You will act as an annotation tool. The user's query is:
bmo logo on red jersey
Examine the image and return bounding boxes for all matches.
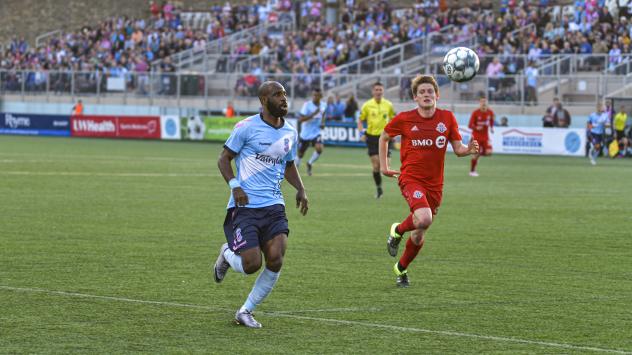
[411,136,447,148]
[411,138,434,147]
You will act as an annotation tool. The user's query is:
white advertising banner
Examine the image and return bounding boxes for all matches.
[160,115,181,140]
[455,127,586,156]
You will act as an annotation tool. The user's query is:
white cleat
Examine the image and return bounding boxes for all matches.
[235,309,262,328]
[469,171,479,177]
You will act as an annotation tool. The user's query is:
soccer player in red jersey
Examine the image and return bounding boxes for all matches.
[379,75,479,287]
[468,97,494,177]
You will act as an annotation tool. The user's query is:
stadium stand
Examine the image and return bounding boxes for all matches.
[1,0,632,116]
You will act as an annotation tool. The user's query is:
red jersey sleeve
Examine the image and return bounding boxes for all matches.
[448,111,462,142]
[384,113,403,137]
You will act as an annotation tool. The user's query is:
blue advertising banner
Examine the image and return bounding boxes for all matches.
[321,121,365,147]
[0,113,71,136]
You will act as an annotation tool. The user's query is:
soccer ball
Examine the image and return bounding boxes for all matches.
[442,47,480,83]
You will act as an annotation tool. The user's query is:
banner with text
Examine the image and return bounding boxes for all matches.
[0,113,70,136]
[453,127,586,156]
[71,115,161,139]
[321,121,364,147]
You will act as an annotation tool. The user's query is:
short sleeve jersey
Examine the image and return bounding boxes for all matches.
[224,114,298,209]
[468,108,494,140]
[384,108,462,191]
[359,98,396,136]
[299,100,327,140]
[587,112,609,135]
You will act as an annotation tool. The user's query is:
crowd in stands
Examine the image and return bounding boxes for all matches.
[2,0,632,101]
[0,0,292,92]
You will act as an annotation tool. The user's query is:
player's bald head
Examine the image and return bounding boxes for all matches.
[258,81,283,99]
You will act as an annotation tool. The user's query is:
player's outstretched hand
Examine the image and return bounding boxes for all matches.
[381,169,400,178]
[233,187,249,207]
[468,139,480,155]
[296,189,309,216]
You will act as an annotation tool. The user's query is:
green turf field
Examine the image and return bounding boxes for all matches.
[1,135,631,354]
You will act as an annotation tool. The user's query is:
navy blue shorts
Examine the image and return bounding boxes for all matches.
[298,135,323,154]
[590,133,604,145]
[223,204,289,254]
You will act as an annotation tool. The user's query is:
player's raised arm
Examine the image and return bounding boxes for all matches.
[379,131,399,177]
[450,139,479,157]
[285,162,309,216]
[217,148,249,207]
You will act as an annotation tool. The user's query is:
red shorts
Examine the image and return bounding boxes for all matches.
[475,138,492,155]
[399,181,443,215]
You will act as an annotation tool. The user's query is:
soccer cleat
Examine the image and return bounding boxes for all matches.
[469,171,479,177]
[306,162,313,176]
[235,309,262,328]
[589,156,596,165]
[375,186,383,199]
[213,243,230,283]
[387,223,402,257]
[393,263,410,288]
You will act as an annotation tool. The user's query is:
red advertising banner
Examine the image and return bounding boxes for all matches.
[117,117,160,139]
[71,116,117,137]
[71,115,161,139]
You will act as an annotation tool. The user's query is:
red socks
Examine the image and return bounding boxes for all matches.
[395,213,416,235]
[471,157,478,172]
[398,237,424,270]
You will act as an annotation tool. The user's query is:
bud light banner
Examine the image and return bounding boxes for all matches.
[71,115,161,139]
[0,113,70,136]
[321,121,364,147]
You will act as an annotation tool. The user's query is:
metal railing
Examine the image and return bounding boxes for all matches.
[35,30,63,47]
[3,69,630,109]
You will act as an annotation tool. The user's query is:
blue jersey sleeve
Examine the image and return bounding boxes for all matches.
[224,119,249,154]
[285,132,298,162]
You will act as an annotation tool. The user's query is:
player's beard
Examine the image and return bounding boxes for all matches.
[267,101,288,118]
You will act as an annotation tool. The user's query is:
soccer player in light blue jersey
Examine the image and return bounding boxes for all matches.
[296,88,328,176]
[214,81,309,328]
[587,102,610,165]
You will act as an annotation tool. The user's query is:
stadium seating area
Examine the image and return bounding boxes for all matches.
[1,0,631,103]
[0,0,292,72]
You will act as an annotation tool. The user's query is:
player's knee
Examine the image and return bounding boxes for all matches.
[414,216,433,230]
[242,257,262,275]
[265,254,284,272]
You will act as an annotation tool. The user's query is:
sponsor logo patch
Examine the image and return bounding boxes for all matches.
[413,191,423,199]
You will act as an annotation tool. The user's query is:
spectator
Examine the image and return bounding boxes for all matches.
[500,116,509,127]
[524,61,538,106]
[543,97,571,128]
[332,94,346,121]
[324,95,338,121]
[343,95,359,122]
[72,99,84,116]
[486,57,504,97]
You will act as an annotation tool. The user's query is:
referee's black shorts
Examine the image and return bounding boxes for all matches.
[366,133,391,157]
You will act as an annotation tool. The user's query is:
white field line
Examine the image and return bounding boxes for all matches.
[0,171,369,178]
[1,285,630,354]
